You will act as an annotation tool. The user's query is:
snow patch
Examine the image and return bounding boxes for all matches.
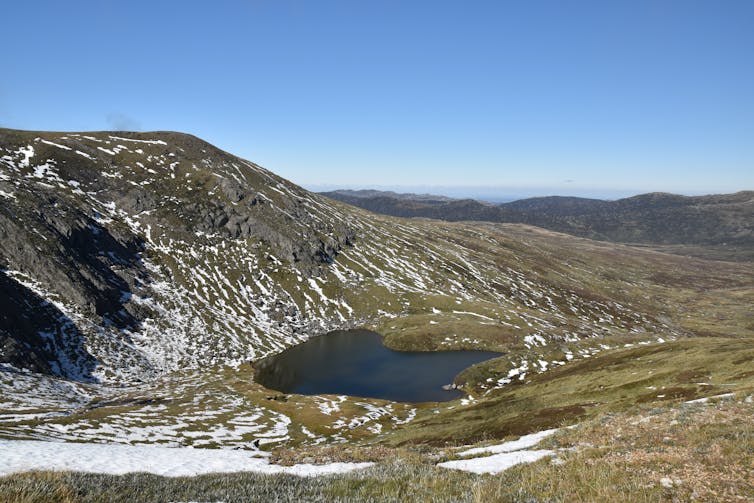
[438,449,554,475]
[439,428,560,474]
[0,439,372,477]
[457,428,558,457]
[684,393,735,404]
[39,139,72,151]
[108,136,167,145]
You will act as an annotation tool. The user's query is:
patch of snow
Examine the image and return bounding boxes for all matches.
[39,139,72,151]
[684,393,735,404]
[393,408,416,425]
[17,146,35,168]
[457,428,559,457]
[524,333,546,347]
[0,439,372,477]
[108,136,167,145]
[438,449,554,475]
[452,310,494,321]
[316,395,347,416]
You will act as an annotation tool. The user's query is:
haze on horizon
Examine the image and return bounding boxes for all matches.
[304,184,742,203]
[2,0,753,197]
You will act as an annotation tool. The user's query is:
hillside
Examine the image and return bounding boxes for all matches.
[0,129,752,501]
[321,189,754,261]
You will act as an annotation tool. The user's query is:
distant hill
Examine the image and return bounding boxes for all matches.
[325,189,456,204]
[320,190,754,261]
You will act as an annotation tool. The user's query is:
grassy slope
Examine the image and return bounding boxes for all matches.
[2,397,751,502]
[389,337,754,445]
[3,335,750,501]
[371,221,754,349]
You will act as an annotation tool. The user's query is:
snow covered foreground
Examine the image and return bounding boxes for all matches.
[0,440,373,478]
[437,429,559,475]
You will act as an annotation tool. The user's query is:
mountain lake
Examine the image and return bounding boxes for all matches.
[254,329,502,402]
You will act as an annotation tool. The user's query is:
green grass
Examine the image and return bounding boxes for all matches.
[387,337,754,446]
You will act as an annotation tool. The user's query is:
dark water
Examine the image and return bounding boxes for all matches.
[254,329,501,402]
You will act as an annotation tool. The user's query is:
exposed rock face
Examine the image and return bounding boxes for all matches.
[0,272,96,380]
[0,192,147,327]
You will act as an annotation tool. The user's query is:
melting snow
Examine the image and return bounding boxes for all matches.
[438,428,559,474]
[39,139,72,151]
[456,428,558,457]
[0,439,372,477]
[17,146,35,168]
[684,393,735,404]
[108,135,167,145]
[438,449,554,475]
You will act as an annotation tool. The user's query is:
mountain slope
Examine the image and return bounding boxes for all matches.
[321,189,754,260]
[0,129,374,381]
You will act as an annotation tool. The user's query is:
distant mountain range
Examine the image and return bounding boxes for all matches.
[320,190,754,261]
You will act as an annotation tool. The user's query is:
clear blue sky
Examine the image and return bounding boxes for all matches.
[2,1,753,198]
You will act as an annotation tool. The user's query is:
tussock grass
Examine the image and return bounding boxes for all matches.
[4,395,751,503]
[270,444,406,466]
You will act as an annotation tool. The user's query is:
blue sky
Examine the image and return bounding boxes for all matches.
[2,1,753,199]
